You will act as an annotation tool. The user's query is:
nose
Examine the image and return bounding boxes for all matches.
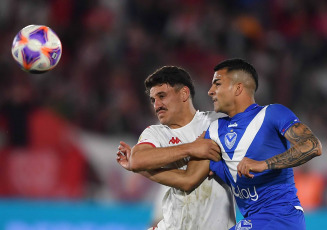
[208,85,215,97]
[153,99,162,110]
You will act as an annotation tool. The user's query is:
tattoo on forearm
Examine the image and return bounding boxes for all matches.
[265,123,320,170]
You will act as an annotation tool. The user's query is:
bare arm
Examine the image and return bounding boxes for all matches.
[140,159,211,192]
[130,143,189,171]
[116,141,188,171]
[117,140,217,192]
[237,123,322,178]
[130,133,220,171]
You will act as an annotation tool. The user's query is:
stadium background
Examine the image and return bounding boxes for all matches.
[0,0,326,229]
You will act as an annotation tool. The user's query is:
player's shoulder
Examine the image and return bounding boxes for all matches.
[197,110,228,121]
[266,103,288,109]
[143,124,169,132]
[198,111,228,126]
[138,124,169,146]
[266,103,294,114]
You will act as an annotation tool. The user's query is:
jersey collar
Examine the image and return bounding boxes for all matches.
[244,103,259,112]
[230,103,259,121]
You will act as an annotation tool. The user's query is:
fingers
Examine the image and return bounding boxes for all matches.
[116,153,122,163]
[237,161,254,179]
[208,150,220,161]
[117,145,126,157]
[116,145,131,171]
[120,141,131,150]
[208,141,221,161]
[208,170,215,180]
[116,150,126,161]
[211,142,220,153]
[192,139,221,161]
[207,154,218,162]
[242,170,254,179]
[118,144,126,152]
[237,168,253,178]
[190,138,221,161]
[118,141,132,158]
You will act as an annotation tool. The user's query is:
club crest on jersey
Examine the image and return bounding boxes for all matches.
[225,132,237,149]
[236,219,252,230]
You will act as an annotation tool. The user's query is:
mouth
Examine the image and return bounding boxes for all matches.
[156,108,167,116]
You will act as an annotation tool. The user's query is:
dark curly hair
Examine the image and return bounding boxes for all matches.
[144,66,195,98]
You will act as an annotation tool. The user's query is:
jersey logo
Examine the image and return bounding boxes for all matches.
[169,137,181,144]
[232,185,258,201]
[228,122,238,127]
[225,132,237,149]
[236,220,252,230]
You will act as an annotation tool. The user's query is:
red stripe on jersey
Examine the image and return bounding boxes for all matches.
[137,142,156,148]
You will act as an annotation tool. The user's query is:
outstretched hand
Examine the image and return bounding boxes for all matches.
[237,157,268,178]
[189,132,221,162]
[116,141,132,171]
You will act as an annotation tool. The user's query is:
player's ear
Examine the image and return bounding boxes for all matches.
[235,83,243,96]
[181,86,190,102]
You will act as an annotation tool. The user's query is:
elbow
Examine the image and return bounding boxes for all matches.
[180,179,199,193]
[179,170,208,192]
[182,185,195,193]
[316,138,323,157]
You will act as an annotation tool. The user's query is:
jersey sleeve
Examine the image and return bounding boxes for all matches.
[205,125,229,184]
[209,160,229,185]
[205,111,228,123]
[267,104,300,136]
[137,126,160,147]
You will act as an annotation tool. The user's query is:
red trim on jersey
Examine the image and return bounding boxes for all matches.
[137,142,156,148]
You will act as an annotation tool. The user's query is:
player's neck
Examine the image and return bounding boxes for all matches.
[228,97,255,118]
[168,106,196,129]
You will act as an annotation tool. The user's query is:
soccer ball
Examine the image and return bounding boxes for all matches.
[11,25,62,74]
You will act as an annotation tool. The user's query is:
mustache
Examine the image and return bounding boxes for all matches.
[156,107,167,114]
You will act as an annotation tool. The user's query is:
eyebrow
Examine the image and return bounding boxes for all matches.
[150,91,166,99]
[212,78,221,84]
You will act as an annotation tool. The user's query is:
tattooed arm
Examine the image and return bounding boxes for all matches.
[237,123,322,178]
[265,123,322,169]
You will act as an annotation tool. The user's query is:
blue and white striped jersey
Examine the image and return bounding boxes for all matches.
[206,103,302,217]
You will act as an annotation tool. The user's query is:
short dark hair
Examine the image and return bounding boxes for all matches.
[144,66,195,98]
[214,59,258,91]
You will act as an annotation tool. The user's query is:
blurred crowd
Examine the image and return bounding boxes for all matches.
[0,0,326,211]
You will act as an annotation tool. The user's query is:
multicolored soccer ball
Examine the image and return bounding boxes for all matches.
[11,25,62,74]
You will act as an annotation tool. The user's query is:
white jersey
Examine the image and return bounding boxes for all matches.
[138,111,236,230]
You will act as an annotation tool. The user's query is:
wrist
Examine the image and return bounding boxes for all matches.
[264,160,269,170]
[180,143,193,158]
[184,143,194,157]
